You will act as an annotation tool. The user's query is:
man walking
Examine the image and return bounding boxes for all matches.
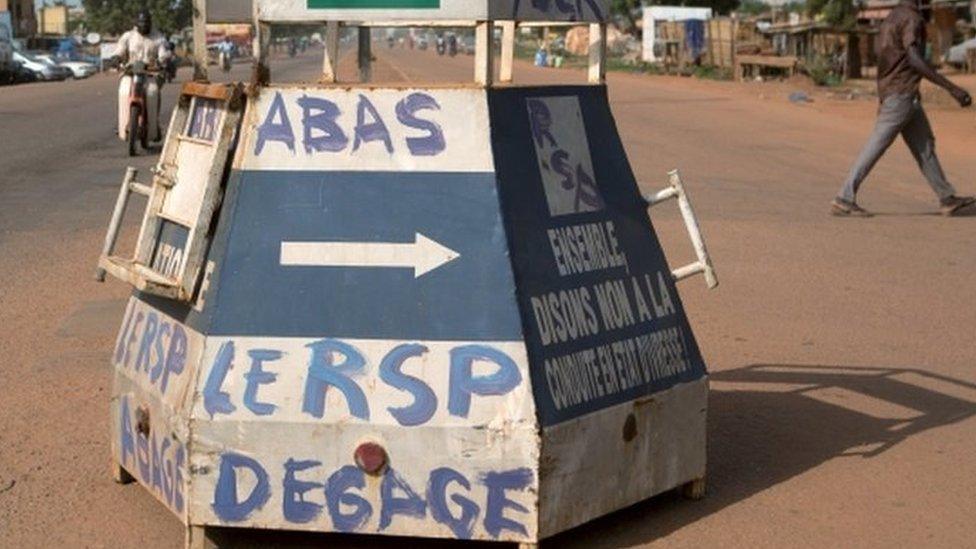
[832,0,974,217]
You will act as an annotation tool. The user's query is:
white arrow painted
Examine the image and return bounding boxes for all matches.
[280,233,460,278]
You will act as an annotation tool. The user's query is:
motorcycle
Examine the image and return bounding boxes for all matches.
[436,36,446,56]
[163,56,178,82]
[118,61,158,157]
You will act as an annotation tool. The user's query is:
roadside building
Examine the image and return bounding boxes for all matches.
[641,6,714,64]
[37,4,68,36]
[0,0,36,39]
[760,18,875,79]
[859,0,974,65]
[208,0,252,24]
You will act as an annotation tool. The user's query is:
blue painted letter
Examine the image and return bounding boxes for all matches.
[149,323,171,385]
[482,468,533,538]
[283,459,323,523]
[428,467,479,539]
[119,396,135,468]
[212,453,271,522]
[395,93,445,156]
[160,324,187,395]
[204,341,236,418]
[297,95,348,153]
[255,92,295,155]
[325,465,372,532]
[114,305,134,365]
[378,343,437,426]
[122,312,143,367]
[448,345,522,417]
[244,349,281,416]
[174,446,185,513]
[353,94,393,154]
[380,468,427,530]
[133,312,158,373]
[302,339,369,421]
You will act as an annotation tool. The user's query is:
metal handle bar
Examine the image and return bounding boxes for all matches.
[644,170,718,289]
[95,167,150,282]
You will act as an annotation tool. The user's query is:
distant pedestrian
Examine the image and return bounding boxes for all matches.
[832,0,974,217]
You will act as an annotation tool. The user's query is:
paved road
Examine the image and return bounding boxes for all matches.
[1,47,975,548]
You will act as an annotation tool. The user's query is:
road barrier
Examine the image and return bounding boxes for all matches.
[96,2,718,547]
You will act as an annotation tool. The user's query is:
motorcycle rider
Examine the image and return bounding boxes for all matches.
[115,10,167,143]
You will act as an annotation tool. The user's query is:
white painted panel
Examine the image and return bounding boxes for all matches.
[161,141,213,225]
[185,335,540,540]
[187,421,540,540]
[190,336,534,428]
[538,377,708,538]
[111,297,205,412]
[111,384,192,520]
[110,297,204,520]
[239,87,494,173]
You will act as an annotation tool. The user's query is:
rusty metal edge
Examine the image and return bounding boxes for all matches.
[181,81,239,102]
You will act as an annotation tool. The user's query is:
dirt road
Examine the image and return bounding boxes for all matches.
[1,47,974,548]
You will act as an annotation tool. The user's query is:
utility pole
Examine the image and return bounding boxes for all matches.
[358,27,371,82]
[192,0,209,81]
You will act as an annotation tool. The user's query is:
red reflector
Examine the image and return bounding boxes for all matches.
[354,442,388,476]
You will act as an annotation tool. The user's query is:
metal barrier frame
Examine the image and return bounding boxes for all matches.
[95,83,244,302]
[250,15,608,87]
[645,170,719,289]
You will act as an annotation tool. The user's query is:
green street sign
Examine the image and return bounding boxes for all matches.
[308,0,440,8]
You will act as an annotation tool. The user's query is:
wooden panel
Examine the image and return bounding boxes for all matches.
[736,54,798,68]
[182,81,237,101]
[207,0,253,23]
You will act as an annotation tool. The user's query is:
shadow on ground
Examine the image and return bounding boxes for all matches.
[186,364,976,548]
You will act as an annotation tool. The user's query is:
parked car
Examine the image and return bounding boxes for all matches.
[0,24,12,84]
[38,53,73,80]
[945,38,976,68]
[61,60,98,79]
[3,60,38,85]
[12,51,70,81]
[36,54,97,79]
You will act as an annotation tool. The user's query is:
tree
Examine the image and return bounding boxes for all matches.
[82,0,193,36]
[806,0,857,28]
[610,0,642,34]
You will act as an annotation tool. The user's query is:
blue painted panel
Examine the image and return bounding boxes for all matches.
[488,85,707,427]
[205,170,523,340]
[150,220,190,280]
